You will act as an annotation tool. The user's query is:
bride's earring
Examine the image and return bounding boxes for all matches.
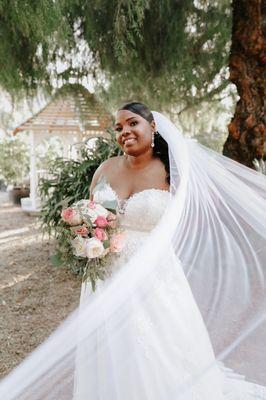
[151,132,155,148]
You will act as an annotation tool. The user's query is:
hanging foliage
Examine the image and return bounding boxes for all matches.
[0,0,231,109]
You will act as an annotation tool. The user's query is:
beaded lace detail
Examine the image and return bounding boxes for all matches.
[91,183,169,268]
[93,181,170,255]
[105,183,169,227]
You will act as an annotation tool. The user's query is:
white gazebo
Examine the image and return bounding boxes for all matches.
[13,85,112,213]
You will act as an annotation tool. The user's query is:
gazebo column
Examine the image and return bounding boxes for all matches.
[61,133,72,159]
[29,131,38,210]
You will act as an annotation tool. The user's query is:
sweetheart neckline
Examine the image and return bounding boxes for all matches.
[105,182,170,202]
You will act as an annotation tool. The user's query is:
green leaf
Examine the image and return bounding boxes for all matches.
[50,253,64,266]
[103,240,110,249]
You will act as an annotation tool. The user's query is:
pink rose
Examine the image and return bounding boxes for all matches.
[109,232,125,253]
[61,208,82,226]
[94,227,108,242]
[107,212,117,228]
[74,226,89,237]
[94,215,108,228]
[108,220,117,229]
[107,211,117,221]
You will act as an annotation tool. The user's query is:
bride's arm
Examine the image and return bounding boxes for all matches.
[89,165,104,200]
[89,158,113,200]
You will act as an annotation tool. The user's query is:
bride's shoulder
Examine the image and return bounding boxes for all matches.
[89,156,122,199]
[95,155,123,175]
[103,155,123,167]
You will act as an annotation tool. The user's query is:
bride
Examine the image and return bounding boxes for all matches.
[73,102,266,399]
[0,103,265,400]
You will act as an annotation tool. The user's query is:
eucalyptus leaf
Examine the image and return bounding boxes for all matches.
[50,253,64,267]
[103,240,110,249]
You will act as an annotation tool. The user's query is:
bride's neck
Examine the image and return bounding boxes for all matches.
[124,151,154,170]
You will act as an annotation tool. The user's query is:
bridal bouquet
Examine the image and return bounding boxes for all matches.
[59,199,124,290]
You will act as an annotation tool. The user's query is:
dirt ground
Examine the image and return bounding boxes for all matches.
[0,195,81,378]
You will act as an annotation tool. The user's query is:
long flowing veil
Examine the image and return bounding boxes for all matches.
[0,112,265,399]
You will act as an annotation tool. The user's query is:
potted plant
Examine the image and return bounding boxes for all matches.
[0,136,30,205]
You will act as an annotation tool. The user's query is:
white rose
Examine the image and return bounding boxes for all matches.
[83,238,104,259]
[75,199,90,208]
[82,205,108,223]
[82,208,98,223]
[94,203,109,218]
[71,236,86,258]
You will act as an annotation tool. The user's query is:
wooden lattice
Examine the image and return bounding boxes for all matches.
[13,87,113,138]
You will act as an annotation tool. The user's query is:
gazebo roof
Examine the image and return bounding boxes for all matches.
[13,85,113,138]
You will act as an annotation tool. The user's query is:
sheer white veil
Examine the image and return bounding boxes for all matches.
[0,111,265,399]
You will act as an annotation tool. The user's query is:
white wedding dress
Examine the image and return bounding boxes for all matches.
[73,181,266,400]
[0,112,264,400]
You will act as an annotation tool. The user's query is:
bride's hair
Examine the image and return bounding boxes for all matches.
[119,102,170,184]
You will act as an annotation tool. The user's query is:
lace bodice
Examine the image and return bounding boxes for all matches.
[93,182,170,232]
[93,182,170,261]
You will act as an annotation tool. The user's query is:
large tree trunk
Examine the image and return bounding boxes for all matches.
[223,0,266,168]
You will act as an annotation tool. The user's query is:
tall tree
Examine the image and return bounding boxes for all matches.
[223,0,266,168]
[0,0,231,111]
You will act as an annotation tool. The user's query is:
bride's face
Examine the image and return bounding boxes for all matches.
[115,110,155,156]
